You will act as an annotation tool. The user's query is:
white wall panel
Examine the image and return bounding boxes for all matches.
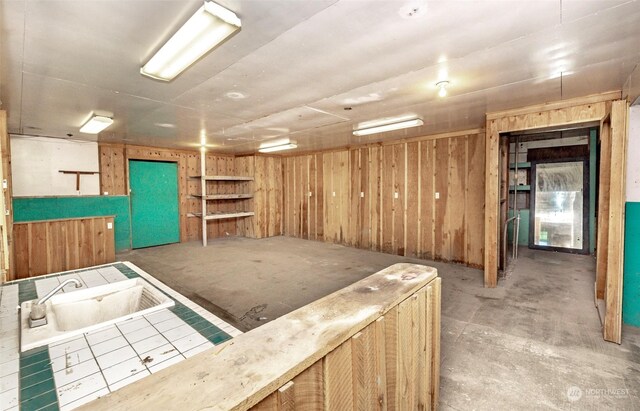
[11,135,99,196]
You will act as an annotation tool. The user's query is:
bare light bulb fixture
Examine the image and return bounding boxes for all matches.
[436,81,449,98]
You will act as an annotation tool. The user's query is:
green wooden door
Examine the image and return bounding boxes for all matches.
[129,160,180,248]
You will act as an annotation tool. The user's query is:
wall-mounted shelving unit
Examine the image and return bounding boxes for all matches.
[187,153,254,246]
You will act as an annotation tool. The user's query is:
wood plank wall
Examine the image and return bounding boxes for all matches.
[12,216,115,280]
[0,111,13,283]
[283,131,485,268]
[249,277,441,411]
[99,145,283,244]
[236,155,284,239]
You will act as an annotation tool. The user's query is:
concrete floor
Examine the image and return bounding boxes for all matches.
[118,236,640,410]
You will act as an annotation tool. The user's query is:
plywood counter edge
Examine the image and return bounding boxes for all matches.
[13,215,115,225]
[81,262,438,411]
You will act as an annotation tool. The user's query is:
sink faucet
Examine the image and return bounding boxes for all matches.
[29,279,82,327]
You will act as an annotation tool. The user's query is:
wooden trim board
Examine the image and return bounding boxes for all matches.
[486,91,621,120]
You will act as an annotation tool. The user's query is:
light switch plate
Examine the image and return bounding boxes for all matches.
[107,222,113,229]
[435,192,440,199]
[360,192,364,198]
[394,192,399,199]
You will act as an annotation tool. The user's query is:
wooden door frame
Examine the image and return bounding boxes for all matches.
[484,91,628,343]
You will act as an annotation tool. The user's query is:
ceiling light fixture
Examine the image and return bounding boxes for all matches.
[225,91,247,100]
[140,1,241,81]
[154,122,176,128]
[258,138,297,153]
[79,115,113,134]
[436,81,449,97]
[353,118,423,136]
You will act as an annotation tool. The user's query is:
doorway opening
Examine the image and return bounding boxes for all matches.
[500,127,597,271]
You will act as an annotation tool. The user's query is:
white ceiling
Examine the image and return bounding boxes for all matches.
[1,0,639,154]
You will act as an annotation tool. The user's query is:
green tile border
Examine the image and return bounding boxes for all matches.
[113,263,140,279]
[169,301,231,345]
[18,280,38,304]
[20,388,59,411]
[20,346,59,411]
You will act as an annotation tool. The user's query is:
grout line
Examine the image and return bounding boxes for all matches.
[140,320,184,372]
[80,334,111,395]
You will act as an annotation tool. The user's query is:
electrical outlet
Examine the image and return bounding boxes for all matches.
[360,192,364,198]
[394,192,399,199]
[332,191,336,197]
[2,180,6,189]
[103,191,109,195]
[107,222,113,229]
[308,191,312,197]
[435,192,440,199]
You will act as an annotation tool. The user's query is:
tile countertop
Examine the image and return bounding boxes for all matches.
[0,262,242,411]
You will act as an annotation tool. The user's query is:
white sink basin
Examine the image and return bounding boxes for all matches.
[20,278,174,352]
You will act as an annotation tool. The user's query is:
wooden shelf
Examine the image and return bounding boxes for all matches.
[509,162,531,169]
[509,185,531,191]
[190,175,253,181]
[191,193,253,200]
[190,158,255,245]
[188,211,255,220]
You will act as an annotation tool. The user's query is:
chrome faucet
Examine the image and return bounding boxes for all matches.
[29,279,82,327]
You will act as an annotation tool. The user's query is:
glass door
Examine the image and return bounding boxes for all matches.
[530,160,588,253]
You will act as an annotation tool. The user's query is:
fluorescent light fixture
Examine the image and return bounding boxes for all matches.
[79,115,113,134]
[259,143,297,153]
[259,138,297,153]
[141,1,241,81]
[353,118,423,136]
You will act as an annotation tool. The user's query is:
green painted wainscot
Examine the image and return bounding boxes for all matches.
[13,196,131,252]
[623,202,640,327]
